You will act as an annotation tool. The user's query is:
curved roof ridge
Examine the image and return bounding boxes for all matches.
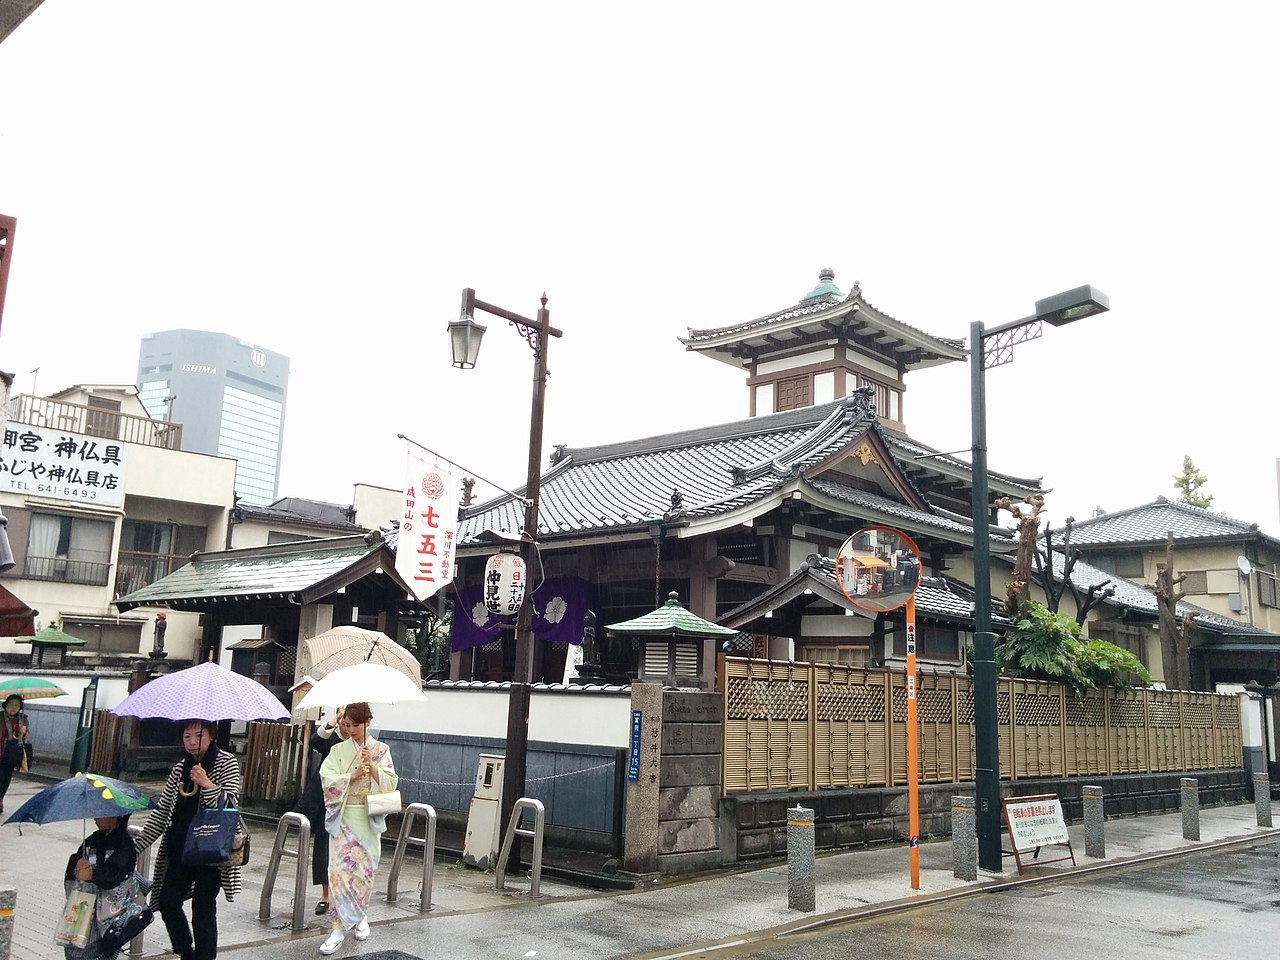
[683,275,964,353]
[731,394,873,485]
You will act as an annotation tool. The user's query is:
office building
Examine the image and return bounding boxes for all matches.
[137,329,290,506]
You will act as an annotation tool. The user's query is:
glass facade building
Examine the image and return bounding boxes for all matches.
[137,330,290,506]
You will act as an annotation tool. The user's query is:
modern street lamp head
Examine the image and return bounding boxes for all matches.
[448,312,486,369]
[1035,285,1110,327]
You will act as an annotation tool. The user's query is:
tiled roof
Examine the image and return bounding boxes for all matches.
[1055,497,1274,548]
[718,553,1009,631]
[681,272,965,366]
[239,497,361,531]
[805,554,1003,624]
[805,476,1006,542]
[114,534,388,610]
[1032,551,1277,637]
[458,395,1002,548]
[880,428,1042,495]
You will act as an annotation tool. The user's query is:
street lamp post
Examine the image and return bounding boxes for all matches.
[450,286,563,867]
[1243,680,1280,788]
[970,284,1110,871]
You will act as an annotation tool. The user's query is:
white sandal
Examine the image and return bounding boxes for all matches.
[319,929,344,955]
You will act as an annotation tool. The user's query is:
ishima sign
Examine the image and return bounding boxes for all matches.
[395,449,461,601]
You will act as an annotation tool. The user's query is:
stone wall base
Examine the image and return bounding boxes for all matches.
[711,768,1251,870]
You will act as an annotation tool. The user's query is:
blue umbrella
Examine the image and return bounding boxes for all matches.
[3,772,153,826]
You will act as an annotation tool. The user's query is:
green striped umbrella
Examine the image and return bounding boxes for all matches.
[0,676,69,699]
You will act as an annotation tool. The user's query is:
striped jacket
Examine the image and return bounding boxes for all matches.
[134,749,243,908]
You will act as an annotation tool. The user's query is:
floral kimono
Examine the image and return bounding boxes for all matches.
[319,734,397,930]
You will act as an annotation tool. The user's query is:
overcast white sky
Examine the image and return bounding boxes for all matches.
[2,2,1278,537]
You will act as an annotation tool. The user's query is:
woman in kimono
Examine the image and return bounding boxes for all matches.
[317,702,397,956]
[134,720,241,960]
[292,707,345,914]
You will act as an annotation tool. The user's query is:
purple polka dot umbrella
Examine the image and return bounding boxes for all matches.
[111,661,289,722]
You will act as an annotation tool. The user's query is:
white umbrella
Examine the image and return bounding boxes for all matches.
[303,625,422,687]
[295,662,428,710]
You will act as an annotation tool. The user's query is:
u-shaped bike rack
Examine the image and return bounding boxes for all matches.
[494,797,546,899]
[258,811,312,931]
[385,802,437,912]
[126,824,151,958]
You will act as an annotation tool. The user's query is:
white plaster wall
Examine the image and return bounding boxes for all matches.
[349,685,632,747]
[0,670,131,709]
[755,383,774,416]
[813,370,835,405]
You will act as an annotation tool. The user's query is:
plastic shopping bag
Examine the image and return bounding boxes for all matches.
[53,883,97,949]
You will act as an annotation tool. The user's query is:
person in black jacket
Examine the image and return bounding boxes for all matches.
[64,814,138,959]
[293,708,344,914]
[0,693,31,814]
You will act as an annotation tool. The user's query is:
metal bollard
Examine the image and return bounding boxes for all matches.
[258,812,311,931]
[386,802,437,912]
[787,805,815,912]
[951,796,977,881]
[0,886,14,960]
[1083,785,1105,859]
[495,798,546,898]
[1180,777,1200,841]
[127,824,152,958]
[1254,774,1273,828]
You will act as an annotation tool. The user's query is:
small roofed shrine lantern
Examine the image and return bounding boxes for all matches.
[605,592,740,689]
[484,552,526,617]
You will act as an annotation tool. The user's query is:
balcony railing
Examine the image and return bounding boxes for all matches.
[24,554,112,587]
[6,394,183,450]
[115,551,184,599]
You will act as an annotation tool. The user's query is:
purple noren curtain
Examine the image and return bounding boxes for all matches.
[449,576,596,653]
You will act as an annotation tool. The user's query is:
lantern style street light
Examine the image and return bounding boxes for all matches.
[451,286,563,866]
[1243,680,1280,789]
[970,284,1109,872]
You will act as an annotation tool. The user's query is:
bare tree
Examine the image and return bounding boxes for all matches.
[1148,532,1191,689]
[1034,515,1116,626]
[996,492,1046,619]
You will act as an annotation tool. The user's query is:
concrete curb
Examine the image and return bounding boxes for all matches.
[629,828,1280,960]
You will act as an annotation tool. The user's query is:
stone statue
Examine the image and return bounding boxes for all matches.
[150,613,168,659]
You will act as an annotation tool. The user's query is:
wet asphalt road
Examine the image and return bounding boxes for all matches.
[704,840,1280,960]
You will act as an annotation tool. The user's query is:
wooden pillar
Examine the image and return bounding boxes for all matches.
[689,538,719,691]
[294,603,334,683]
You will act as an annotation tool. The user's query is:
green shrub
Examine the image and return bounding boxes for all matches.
[993,601,1151,694]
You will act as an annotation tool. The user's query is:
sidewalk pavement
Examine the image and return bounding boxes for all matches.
[3,765,1277,960]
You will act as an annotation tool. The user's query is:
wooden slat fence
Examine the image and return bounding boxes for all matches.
[89,709,121,775]
[242,721,305,803]
[722,657,1243,794]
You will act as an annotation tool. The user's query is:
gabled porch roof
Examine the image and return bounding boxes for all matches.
[113,531,424,614]
[716,553,1009,634]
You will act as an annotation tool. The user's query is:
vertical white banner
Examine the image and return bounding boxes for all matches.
[396,448,462,601]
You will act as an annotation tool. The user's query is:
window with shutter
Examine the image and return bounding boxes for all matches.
[1259,572,1280,608]
[1181,570,1208,595]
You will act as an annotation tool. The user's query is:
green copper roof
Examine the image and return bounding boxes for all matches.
[605,592,739,637]
[802,267,842,300]
[16,625,88,646]
[114,535,388,611]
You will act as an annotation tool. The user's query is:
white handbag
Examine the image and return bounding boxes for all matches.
[366,789,402,817]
